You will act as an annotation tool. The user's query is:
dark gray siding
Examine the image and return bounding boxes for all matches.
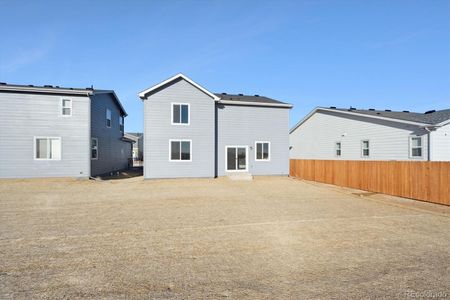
[90,93,131,176]
[217,104,290,176]
[143,78,215,178]
[0,92,90,178]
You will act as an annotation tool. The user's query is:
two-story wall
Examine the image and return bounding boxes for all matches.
[217,104,290,176]
[0,86,92,178]
[142,77,215,179]
[0,84,132,179]
[90,91,132,176]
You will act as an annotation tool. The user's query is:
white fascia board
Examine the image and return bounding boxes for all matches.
[138,73,220,101]
[219,100,293,108]
[290,107,430,134]
[435,119,450,127]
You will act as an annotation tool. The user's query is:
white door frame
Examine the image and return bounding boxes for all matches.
[225,145,248,172]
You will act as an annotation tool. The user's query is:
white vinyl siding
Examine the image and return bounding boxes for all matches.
[290,111,428,161]
[430,123,450,161]
[34,137,61,160]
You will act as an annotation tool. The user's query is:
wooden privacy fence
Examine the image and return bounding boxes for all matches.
[290,159,450,206]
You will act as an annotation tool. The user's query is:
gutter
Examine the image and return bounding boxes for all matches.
[290,107,434,134]
[0,85,94,96]
[218,100,293,108]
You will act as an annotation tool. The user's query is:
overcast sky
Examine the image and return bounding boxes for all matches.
[0,0,449,132]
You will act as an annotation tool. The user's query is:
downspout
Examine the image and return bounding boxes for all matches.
[423,126,438,161]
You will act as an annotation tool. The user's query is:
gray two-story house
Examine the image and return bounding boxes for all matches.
[0,83,132,179]
[138,74,292,179]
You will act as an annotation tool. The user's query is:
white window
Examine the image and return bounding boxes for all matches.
[61,99,72,116]
[119,116,124,132]
[335,142,342,157]
[410,136,423,158]
[361,140,370,157]
[255,141,270,161]
[106,108,112,128]
[172,103,189,125]
[91,138,98,160]
[34,137,61,160]
[170,140,191,161]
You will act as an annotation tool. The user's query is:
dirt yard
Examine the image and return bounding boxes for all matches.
[1,176,449,299]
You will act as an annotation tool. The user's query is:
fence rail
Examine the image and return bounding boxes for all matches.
[289,159,450,206]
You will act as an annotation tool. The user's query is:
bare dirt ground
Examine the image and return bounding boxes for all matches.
[1,176,449,299]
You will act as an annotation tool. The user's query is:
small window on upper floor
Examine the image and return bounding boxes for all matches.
[335,142,342,157]
[106,108,112,128]
[361,140,370,157]
[61,99,72,116]
[410,136,423,158]
[172,103,189,125]
[119,115,124,133]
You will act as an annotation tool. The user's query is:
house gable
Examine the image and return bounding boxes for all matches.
[139,73,220,101]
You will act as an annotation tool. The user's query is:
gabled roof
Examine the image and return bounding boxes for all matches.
[331,107,450,125]
[215,93,292,108]
[93,89,127,117]
[290,107,450,133]
[138,73,220,100]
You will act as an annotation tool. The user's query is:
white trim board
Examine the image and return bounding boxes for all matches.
[219,100,292,108]
[139,73,220,101]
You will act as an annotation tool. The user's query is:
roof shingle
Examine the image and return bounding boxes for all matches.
[329,107,450,125]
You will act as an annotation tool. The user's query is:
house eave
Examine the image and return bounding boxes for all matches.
[138,73,220,101]
[218,100,293,108]
[0,85,94,96]
[290,107,431,134]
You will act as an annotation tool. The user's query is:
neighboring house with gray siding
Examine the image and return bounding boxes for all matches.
[124,132,144,161]
[289,107,450,161]
[0,83,132,179]
[138,73,292,179]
